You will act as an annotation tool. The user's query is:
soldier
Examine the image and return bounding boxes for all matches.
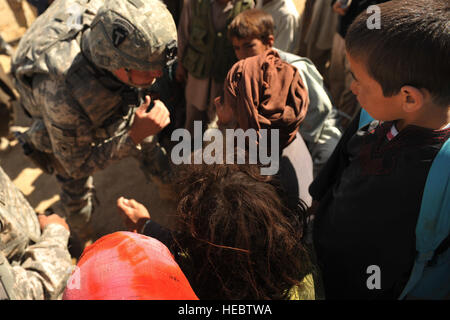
[10,0,179,239]
[0,166,72,300]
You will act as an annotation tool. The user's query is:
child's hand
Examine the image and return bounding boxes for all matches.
[117,197,151,233]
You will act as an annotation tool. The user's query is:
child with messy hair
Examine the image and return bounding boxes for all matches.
[117,160,317,299]
[310,0,450,299]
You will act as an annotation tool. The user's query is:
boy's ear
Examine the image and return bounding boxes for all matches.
[400,85,425,113]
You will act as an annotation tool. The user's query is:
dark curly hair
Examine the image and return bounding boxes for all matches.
[172,162,312,300]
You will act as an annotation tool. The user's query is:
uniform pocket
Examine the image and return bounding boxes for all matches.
[49,124,77,160]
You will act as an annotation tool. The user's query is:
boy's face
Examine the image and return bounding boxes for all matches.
[232,37,271,60]
[347,52,404,121]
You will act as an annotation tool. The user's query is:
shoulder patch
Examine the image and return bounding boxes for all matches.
[112,19,134,47]
[112,25,128,47]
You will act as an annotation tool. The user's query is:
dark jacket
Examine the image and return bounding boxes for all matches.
[332,0,389,38]
[310,111,450,299]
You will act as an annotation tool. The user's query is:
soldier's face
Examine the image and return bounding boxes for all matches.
[112,68,163,88]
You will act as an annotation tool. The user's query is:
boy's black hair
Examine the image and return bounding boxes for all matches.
[228,9,274,45]
[345,0,450,106]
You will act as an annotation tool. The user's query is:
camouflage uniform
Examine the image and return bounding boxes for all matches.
[0,166,72,300]
[10,0,178,234]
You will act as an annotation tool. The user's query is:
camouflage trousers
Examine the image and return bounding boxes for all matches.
[55,173,95,237]
[135,135,176,201]
[137,135,173,185]
[19,130,173,237]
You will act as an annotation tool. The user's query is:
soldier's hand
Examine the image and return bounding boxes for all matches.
[38,214,70,232]
[129,95,171,145]
[117,196,151,233]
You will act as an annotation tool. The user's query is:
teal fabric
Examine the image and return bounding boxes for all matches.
[399,138,450,299]
[358,108,374,129]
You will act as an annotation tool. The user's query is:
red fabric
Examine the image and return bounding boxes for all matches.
[63,231,198,300]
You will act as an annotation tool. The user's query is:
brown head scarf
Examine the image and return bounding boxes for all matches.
[224,49,309,148]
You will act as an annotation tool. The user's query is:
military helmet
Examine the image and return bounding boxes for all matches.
[88,0,177,72]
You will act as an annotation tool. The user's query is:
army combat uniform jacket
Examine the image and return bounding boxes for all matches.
[0,166,72,300]
[11,0,144,180]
